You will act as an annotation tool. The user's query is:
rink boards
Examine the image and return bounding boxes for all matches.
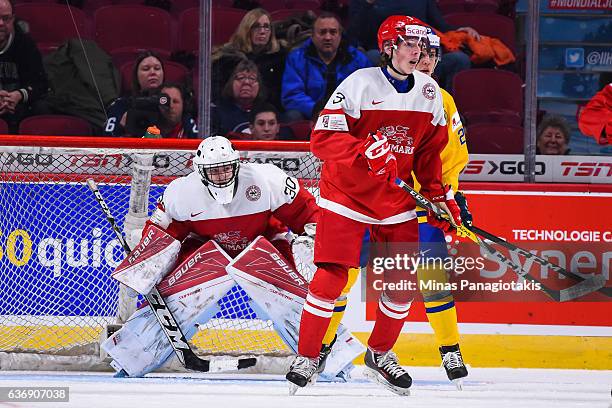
[0,180,610,368]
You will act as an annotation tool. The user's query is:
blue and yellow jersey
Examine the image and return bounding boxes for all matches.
[414,88,469,218]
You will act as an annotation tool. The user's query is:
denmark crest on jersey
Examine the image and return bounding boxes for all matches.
[422,83,436,100]
[246,185,261,201]
[380,125,415,155]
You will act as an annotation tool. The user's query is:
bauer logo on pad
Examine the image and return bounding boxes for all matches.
[157,240,232,298]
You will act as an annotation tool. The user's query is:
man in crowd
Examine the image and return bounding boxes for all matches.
[0,0,48,133]
[282,12,371,121]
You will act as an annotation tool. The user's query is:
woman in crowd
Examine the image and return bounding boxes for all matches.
[211,59,267,136]
[103,50,165,136]
[212,8,286,111]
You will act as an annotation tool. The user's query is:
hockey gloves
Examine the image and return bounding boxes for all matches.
[453,191,473,229]
[422,186,462,233]
[360,131,397,183]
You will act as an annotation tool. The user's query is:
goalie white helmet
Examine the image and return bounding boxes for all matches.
[193,136,240,204]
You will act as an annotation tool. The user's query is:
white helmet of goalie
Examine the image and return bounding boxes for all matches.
[193,136,240,204]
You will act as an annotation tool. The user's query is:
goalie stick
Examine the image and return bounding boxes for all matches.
[394,178,607,302]
[86,178,256,373]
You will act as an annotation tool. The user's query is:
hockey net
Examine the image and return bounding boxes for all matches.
[0,136,321,372]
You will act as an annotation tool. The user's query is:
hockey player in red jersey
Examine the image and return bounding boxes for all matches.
[286,16,463,395]
[104,136,327,377]
[146,135,318,262]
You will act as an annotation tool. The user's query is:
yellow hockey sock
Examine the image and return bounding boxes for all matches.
[321,267,359,345]
[425,300,460,347]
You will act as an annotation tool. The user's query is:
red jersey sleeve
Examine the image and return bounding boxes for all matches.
[310,89,363,166]
[272,186,319,234]
[579,84,612,144]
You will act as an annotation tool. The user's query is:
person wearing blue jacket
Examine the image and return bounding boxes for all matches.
[281,12,372,121]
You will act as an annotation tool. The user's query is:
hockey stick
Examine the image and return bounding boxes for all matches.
[86,179,256,373]
[394,178,606,302]
[469,225,611,298]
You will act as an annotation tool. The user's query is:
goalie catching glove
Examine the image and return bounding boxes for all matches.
[422,186,462,233]
[291,222,316,277]
[360,131,397,182]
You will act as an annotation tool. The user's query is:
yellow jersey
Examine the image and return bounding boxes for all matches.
[413,88,468,210]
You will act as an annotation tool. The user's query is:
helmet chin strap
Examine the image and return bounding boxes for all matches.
[388,48,409,77]
[388,46,423,79]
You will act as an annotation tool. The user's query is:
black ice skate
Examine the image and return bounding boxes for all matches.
[286,355,319,395]
[363,349,412,396]
[440,344,468,390]
[316,334,337,374]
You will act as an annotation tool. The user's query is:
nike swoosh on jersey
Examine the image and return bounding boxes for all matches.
[372,100,384,105]
[191,210,205,217]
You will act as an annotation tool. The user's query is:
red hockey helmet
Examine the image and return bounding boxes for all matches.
[377,15,429,52]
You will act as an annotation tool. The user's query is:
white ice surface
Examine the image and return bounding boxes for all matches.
[0,366,610,408]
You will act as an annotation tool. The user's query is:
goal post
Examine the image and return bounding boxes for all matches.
[0,136,320,372]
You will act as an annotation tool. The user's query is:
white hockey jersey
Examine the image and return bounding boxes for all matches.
[312,67,448,224]
[147,162,318,257]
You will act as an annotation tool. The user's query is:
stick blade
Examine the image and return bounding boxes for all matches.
[558,275,607,302]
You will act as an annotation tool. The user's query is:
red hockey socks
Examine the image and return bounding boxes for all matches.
[368,293,412,352]
[297,263,348,358]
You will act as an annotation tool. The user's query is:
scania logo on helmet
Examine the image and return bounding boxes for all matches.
[405,25,427,36]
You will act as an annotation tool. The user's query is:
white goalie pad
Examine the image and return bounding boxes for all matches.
[103,241,235,377]
[291,234,316,280]
[227,236,365,380]
[112,225,181,294]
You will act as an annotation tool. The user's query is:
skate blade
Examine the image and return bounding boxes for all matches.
[113,369,128,378]
[288,382,299,396]
[287,374,317,395]
[363,367,411,396]
[453,378,463,391]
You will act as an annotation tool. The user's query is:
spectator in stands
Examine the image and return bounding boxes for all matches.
[579,83,611,146]
[346,0,479,90]
[103,50,165,136]
[282,12,371,121]
[0,0,48,133]
[155,83,198,138]
[212,59,267,136]
[536,115,571,155]
[237,102,294,140]
[212,8,286,111]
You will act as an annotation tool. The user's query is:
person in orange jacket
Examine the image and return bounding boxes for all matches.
[579,83,611,145]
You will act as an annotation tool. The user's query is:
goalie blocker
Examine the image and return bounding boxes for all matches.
[112,225,181,295]
[103,236,364,378]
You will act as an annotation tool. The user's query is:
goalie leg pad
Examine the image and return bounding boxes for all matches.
[227,237,364,380]
[227,236,308,350]
[103,241,235,377]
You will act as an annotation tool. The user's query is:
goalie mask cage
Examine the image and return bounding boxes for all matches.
[0,136,320,373]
